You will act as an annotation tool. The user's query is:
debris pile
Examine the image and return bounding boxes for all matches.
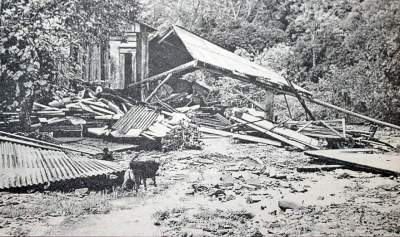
[161,122,202,151]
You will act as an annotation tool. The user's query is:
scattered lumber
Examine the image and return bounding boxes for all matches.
[199,126,282,147]
[305,149,400,176]
[231,116,307,150]
[240,113,320,149]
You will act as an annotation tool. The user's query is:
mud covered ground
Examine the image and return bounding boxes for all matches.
[1,137,399,236]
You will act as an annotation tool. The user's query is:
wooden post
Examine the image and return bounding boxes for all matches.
[284,77,316,121]
[145,74,172,103]
[284,94,293,119]
[264,89,275,121]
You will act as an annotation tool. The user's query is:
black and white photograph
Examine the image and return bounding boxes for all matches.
[0,0,399,236]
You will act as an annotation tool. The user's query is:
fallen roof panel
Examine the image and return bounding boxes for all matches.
[0,140,125,190]
[112,104,160,134]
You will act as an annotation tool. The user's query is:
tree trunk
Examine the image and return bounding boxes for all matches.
[19,93,34,131]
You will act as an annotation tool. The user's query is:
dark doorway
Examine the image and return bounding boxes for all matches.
[124,53,133,87]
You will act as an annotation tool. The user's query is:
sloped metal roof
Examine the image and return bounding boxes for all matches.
[157,25,309,94]
[0,137,124,190]
[112,104,159,134]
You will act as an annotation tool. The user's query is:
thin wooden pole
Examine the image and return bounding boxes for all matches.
[284,77,316,121]
[284,94,292,119]
[144,73,172,103]
[308,98,400,130]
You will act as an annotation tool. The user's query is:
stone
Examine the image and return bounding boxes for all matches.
[154,221,161,226]
[220,174,235,187]
[74,188,89,196]
[249,229,264,237]
[246,195,261,204]
[278,200,301,211]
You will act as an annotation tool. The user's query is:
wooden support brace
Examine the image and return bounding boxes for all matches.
[144,73,172,103]
[284,77,316,121]
[284,94,293,119]
[297,121,313,132]
[128,60,197,88]
[319,120,345,138]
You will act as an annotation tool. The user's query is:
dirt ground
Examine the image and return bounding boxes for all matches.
[1,137,400,236]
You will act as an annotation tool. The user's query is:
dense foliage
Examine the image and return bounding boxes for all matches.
[0,0,141,129]
[143,0,400,124]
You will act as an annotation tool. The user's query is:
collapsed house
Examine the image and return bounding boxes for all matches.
[1,23,399,192]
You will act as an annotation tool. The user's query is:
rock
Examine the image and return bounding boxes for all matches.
[209,189,226,197]
[233,183,243,190]
[249,229,264,237]
[278,200,301,211]
[74,188,89,196]
[220,174,235,187]
[246,195,261,204]
[246,178,262,189]
[241,183,257,191]
[317,196,325,200]
[180,228,206,237]
[154,221,161,226]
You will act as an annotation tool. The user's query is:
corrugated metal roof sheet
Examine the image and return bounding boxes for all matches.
[0,138,124,190]
[163,25,308,94]
[112,104,159,134]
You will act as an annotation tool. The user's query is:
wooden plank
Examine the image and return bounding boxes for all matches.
[199,126,282,147]
[145,73,173,102]
[305,149,400,176]
[297,165,345,172]
[241,113,320,149]
[231,116,307,150]
[128,60,198,88]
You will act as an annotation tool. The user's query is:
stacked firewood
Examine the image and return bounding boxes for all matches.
[0,89,134,133]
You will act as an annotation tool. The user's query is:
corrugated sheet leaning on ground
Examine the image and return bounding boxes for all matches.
[0,138,124,190]
[112,104,159,134]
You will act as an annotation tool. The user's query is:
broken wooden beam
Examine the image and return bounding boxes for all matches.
[240,113,320,149]
[128,60,198,88]
[198,126,282,147]
[231,116,307,150]
[145,73,173,103]
[307,98,400,131]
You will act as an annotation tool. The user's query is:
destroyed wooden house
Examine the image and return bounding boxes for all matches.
[1,22,399,191]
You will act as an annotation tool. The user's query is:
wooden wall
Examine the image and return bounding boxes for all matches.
[80,22,151,100]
